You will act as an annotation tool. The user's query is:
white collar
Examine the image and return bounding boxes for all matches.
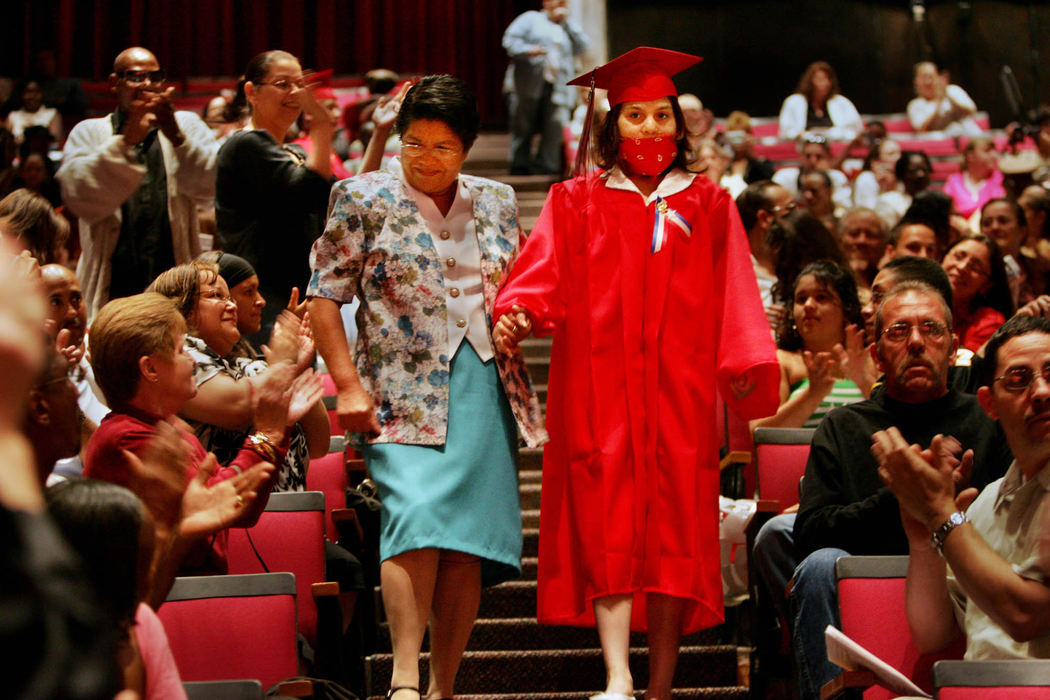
[603,165,696,205]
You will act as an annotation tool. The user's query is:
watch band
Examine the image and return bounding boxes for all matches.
[930,511,968,557]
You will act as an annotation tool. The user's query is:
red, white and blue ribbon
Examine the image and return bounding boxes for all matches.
[650,196,692,254]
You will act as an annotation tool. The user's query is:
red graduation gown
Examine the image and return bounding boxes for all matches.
[495,169,779,633]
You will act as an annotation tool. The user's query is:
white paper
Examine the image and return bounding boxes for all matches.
[825,624,932,698]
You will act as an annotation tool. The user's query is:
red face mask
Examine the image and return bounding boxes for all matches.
[619,136,678,176]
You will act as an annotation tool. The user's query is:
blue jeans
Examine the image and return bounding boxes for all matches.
[790,547,851,700]
[753,513,798,607]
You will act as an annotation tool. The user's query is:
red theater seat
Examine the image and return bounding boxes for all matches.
[933,659,1050,698]
[753,427,814,511]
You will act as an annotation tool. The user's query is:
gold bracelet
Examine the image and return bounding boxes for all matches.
[246,432,279,463]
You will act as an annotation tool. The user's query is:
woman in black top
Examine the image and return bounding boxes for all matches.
[215,50,334,343]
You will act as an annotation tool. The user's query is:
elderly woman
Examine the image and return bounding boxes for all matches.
[307,74,545,700]
[943,137,1005,220]
[0,187,69,264]
[148,261,326,490]
[493,48,779,700]
[777,61,863,141]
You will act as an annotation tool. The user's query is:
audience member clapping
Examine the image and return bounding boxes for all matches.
[81,292,285,576]
[908,61,982,136]
[752,260,867,430]
[777,61,863,141]
[149,260,325,490]
[942,233,1013,352]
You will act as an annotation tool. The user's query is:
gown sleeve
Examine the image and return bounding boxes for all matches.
[493,181,571,336]
[711,188,781,420]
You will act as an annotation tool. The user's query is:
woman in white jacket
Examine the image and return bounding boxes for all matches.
[778,61,862,141]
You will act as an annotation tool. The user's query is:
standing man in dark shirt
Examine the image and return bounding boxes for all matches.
[58,47,218,321]
[788,281,1012,698]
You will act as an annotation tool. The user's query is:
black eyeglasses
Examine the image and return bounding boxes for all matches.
[117,69,165,85]
[880,320,949,343]
[994,364,1050,393]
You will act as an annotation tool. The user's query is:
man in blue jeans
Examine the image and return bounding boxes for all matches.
[757,281,1012,698]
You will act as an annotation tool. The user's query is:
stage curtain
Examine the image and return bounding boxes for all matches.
[8,0,522,123]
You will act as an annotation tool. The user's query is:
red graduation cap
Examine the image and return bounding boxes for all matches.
[308,68,336,100]
[567,47,702,176]
[568,46,702,107]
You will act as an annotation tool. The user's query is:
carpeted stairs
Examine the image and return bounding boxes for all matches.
[362,134,749,700]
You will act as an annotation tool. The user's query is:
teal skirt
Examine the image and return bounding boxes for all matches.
[362,343,522,587]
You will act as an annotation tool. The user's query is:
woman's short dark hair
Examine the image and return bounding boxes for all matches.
[797,61,840,104]
[895,150,931,182]
[776,260,863,351]
[594,97,689,172]
[394,74,480,151]
[944,233,1014,317]
[767,209,850,306]
[46,479,144,633]
[229,50,298,120]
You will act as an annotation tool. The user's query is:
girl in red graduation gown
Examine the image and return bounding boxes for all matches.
[493,48,779,700]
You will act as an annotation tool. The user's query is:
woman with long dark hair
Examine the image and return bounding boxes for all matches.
[942,233,1013,351]
[777,61,863,141]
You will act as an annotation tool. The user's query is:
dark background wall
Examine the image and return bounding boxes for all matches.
[608,0,1050,127]
[3,1,1047,128]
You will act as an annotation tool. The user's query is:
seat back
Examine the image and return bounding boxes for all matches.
[306,436,348,540]
[718,390,757,496]
[753,427,814,508]
[183,679,264,699]
[226,491,327,649]
[835,556,964,699]
[933,659,1050,699]
[159,573,297,689]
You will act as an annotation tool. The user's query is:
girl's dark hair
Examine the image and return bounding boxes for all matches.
[394,74,480,151]
[46,479,144,632]
[944,233,1014,318]
[776,260,862,351]
[767,209,850,307]
[594,97,690,173]
[797,61,840,105]
[981,197,1027,230]
[895,150,932,182]
[901,190,953,254]
[228,50,298,120]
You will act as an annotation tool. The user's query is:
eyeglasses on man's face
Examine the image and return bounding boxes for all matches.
[994,363,1050,393]
[117,69,165,85]
[880,320,949,344]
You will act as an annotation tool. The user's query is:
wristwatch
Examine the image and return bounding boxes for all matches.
[930,511,968,557]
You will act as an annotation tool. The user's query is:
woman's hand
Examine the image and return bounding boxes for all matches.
[178,451,273,539]
[493,305,532,353]
[372,82,411,133]
[286,368,324,425]
[298,85,334,135]
[251,361,296,445]
[337,383,381,437]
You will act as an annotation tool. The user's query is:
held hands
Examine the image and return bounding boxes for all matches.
[493,305,532,353]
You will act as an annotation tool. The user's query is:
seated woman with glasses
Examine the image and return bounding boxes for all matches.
[307,74,546,700]
[942,233,1014,352]
[752,260,867,430]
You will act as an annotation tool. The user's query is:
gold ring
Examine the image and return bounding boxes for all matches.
[236,495,244,506]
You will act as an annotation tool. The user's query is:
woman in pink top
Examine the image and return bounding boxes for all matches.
[942,137,1005,219]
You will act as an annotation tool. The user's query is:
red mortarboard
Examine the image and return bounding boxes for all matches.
[568,46,702,106]
[309,69,336,100]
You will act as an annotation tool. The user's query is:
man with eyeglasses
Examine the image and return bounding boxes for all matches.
[874,314,1050,661]
[58,46,218,321]
[783,281,1012,698]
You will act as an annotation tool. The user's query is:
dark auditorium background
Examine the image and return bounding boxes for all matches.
[4,0,1050,127]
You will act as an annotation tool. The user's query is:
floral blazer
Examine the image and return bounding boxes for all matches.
[308,168,547,447]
